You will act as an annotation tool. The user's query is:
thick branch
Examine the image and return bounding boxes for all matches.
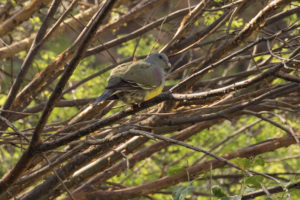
[0,0,61,119]
[0,0,52,37]
[0,0,116,194]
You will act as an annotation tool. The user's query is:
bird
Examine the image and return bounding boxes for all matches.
[94,53,171,105]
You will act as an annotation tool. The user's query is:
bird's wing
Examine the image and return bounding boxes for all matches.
[106,79,144,91]
[106,61,163,92]
[122,61,162,89]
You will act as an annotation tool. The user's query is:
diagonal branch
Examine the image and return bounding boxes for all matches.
[0,0,116,194]
[74,134,300,200]
[160,0,210,52]
[0,0,61,118]
[171,0,292,93]
[0,0,52,37]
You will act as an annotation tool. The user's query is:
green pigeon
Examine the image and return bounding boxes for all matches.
[94,53,171,105]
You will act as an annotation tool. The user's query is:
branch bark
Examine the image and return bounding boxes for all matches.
[69,135,299,200]
[0,0,116,194]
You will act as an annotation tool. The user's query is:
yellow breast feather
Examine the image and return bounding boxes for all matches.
[144,85,163,101]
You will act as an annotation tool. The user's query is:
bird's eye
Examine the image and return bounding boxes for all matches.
[158,55,163,59]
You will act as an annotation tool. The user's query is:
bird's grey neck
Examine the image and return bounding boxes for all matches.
[145,57,158,66]
[147,60,164,71]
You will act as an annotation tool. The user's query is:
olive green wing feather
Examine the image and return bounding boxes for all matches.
[107,61,159,91]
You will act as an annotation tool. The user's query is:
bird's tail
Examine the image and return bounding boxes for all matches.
[93,89,114,105]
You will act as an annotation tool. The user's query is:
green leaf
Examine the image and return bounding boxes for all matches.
[232,158,251,169]
[10,0,18,6]
[254,157,265,167]
[245,175,264,189]
[172,183,193,200]
[168,166,186,176]
[212,185,227,198]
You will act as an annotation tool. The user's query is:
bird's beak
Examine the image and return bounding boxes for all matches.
[165,62,172,74]
[167,62,172,68]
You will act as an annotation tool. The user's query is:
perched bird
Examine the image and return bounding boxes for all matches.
[94,53,171,105]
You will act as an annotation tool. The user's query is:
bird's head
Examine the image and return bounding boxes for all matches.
[145,53,171,70]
